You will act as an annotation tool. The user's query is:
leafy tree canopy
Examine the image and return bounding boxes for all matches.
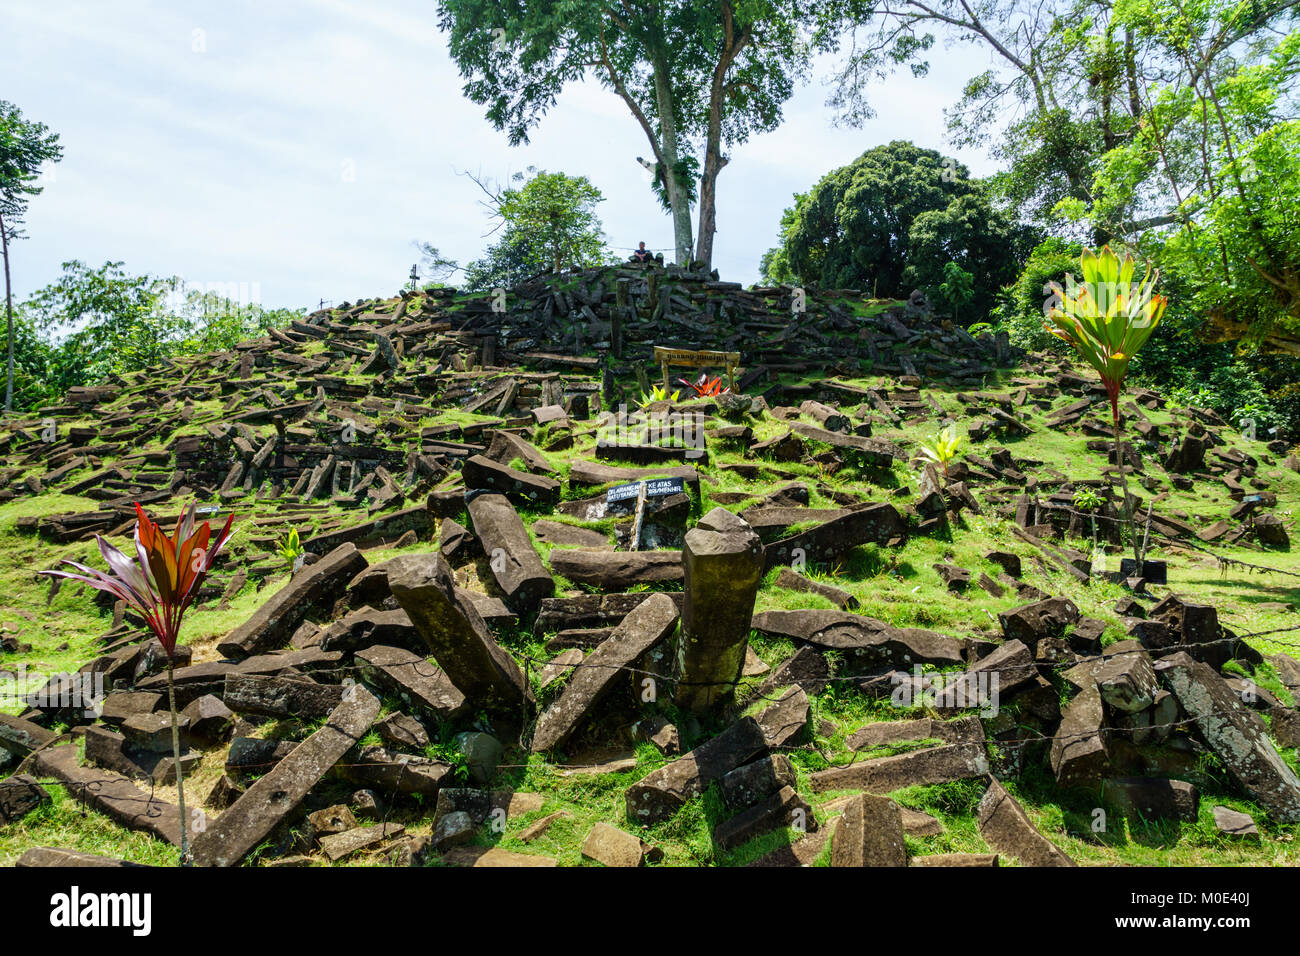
[767,140,1029,318]
[435,0,842,267]
[0,99,63,229]
[1,99,64,411]
[462,169,614,290]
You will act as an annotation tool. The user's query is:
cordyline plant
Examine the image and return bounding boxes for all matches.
[680,373,728,397]
[1045,245,1167,573]
[42,502,234,865]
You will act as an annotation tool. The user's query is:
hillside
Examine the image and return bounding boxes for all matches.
[1,261,1298,868]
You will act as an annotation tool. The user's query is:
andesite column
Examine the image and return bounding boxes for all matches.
[674,507,764,712]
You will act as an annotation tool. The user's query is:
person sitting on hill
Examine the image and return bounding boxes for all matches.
[631,241,652,263]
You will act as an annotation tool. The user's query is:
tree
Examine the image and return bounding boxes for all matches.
[462,231,534,293]
[497,170,610,274]
[829,0,1298,240]
[462,169,613,290]
[937,261,975,323]
[24,261,183,383]
[758,191,807,285]
[771,141,1025,317]
[435,1,836,269]
[0,101,63,412]
[170,284,304,355]
[1064,7,1300,349]
[2,304,65,409]
[15,261,305,401]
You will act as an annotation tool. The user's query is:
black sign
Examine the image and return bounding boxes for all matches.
[606,482,642,504]
[605,477,685,504]
[644,477,685,498]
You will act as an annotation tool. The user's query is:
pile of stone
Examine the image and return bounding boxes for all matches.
[2,264,1299,868]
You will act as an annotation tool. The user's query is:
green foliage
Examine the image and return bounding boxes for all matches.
[992,238,1084,353]
[999,239,1300,438]
[914,422,965,473]
[1124,268,1288,435]
[770,141,1026,319]
[0,99,63,230]
[1072,487,1104,512]
[24,260,186,380]
[1049,5,1300,347]
[462,231,534,293]
[463,169,611,291]
[276,527,305,577]
[758,192,807,285]
[1,99,65,410]
[436,0,840,263]
[12,260,305,408]
[1044,245,1168,423]
[497,170,609,274]
[936,261,974,323]
[823,2,1123,230]
[1156,117,1300,341]
[640,383,681,406]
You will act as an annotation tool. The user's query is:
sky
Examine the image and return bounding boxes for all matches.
[4,0,1007,311]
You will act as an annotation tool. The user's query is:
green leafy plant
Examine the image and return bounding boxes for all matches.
[276,526,305,576]
[1072,488,1104,512]
[1045,245,1167,572]
[914,422,966,476]
[42,502,235,866]
[1073,487,1105,558]
[937,261,975,324]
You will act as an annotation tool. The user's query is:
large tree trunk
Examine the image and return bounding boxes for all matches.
[1,209,13,414]
[694,9,749,270]
[651,62,694,264]
[600,19,692,265]
[695,78,725,269]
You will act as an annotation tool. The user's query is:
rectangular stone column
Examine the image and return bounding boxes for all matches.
[466,490,554,614]
[674,507,764,712]
[386,553,533,715]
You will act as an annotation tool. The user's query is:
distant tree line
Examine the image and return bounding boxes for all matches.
[8,260,304,411]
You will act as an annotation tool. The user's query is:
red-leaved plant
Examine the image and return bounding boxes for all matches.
[42,502,234,865]
[680,373,729,398]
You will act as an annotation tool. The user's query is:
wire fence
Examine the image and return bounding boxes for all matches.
[1006,495,1300,580]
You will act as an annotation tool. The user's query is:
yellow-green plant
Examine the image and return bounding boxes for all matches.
[915,423,965,475]
[276,527,305,576]
[639,383,680,406]
[1046,245,1167,570]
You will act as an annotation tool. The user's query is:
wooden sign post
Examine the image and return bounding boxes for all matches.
[653,346,741,391]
